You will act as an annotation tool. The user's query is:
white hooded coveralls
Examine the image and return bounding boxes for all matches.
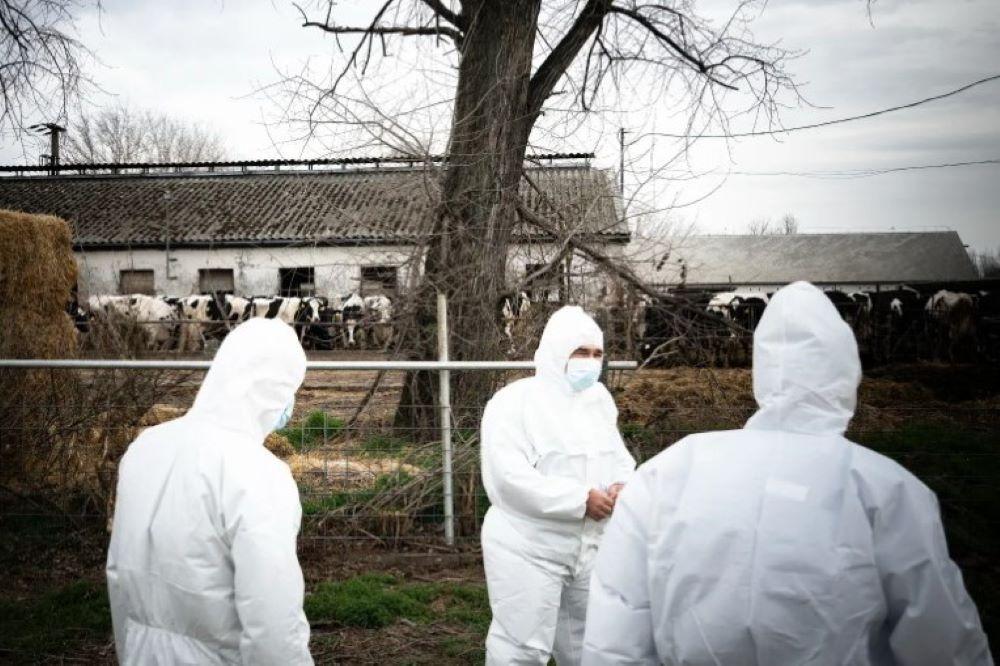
[582,281,992,665]
[481,305,636,665]
[106,318,313,665]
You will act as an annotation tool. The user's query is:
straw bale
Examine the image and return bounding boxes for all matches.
[288,452,422,489]
[265,432,295,458]
[0,209,77,311]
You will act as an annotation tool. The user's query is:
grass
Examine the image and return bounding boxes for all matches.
[358,433,409,458]
[0,580,111,655]
[279,411,345,451]
[854,420,1000,642]
[301,472,413,516]
[305,573,489,661]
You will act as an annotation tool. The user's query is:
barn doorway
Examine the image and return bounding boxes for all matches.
[360,265,398,296]
[279,267,316,297]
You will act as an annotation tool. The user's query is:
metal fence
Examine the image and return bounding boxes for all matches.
[0,356,638,548]
[1,356,998,639]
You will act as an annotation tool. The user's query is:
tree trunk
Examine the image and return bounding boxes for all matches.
[395,0,542,437]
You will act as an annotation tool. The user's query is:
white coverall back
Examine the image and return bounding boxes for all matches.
[481,305,636,665]
[582,281,992,665]
[106,318,313,665]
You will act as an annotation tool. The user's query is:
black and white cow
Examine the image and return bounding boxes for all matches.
[88,294,178,350]
[500,291,532,354]
[706,291,769,330]
[66,298,91,333]
[340,293,367,348]
[925,289,978,360]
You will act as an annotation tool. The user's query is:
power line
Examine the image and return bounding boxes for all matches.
[642,73,1000,140]
[723,158,1000,179]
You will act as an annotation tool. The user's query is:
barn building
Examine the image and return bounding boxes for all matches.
[636,231,979,292]
[0,155,629,301]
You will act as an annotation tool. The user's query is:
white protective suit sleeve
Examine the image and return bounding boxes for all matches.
[582,470,658,665]
[481,393,590,522]
[871,472,993,665]
[226,458,312,665]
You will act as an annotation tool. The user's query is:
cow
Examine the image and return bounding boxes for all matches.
[706,291,768,330]
[224,294,251,323]
[925,289,977,361]
[500,291,531,354]
[340,293,366,348]
[363,295,394,349]
[66,298,91,333]
[175,295,226,352]
[86,294,177,350]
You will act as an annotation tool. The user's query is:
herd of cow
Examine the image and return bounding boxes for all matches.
[69,293,395,351]
[65,282,998,364]
[637,284,1000,365]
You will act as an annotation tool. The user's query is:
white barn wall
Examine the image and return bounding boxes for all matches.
[75,245,421,299]
[75,241,628,300]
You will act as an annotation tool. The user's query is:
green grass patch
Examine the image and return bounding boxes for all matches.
[305,573,489,632]
[0,580,111,654]
[359,433,409,458]
[278,411,345,451]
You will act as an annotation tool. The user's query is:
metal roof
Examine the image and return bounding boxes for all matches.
[644,232,978,285]
[0,164,627,249]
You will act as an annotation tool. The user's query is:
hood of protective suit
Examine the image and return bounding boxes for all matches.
[745,281,861,436]
[190,318,306,441]
[533,306,604,394]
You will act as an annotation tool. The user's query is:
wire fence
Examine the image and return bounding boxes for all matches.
[1,356,998,639]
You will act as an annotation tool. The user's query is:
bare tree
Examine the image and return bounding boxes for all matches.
[747,217,773,236]
[748,213,798,235]
[780,213,799,235]
[287,0,800,432]
[63,103,227,163]
[0,0,93,139]
[970,247,1000,279]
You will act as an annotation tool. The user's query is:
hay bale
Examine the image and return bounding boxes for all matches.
[0,210,79,488]
[288,452,422,489]
[140,404,187,427]
[0,209,77,312]
[265,432,295,458]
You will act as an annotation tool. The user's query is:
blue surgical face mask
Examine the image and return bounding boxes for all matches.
[274,399,294,431]
[566,357,602,392]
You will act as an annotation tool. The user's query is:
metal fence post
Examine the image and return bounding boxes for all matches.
[437,292,455,546]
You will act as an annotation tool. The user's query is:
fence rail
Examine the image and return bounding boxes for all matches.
[1,357,638,546]
[0,359,638,370]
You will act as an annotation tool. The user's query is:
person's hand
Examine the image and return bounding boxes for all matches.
[586,488,615,521]
[607,483,625,502]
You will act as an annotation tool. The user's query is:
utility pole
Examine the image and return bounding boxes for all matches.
[618,127,629,216]
[29,123,67,175]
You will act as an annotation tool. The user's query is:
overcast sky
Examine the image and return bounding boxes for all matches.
[2,0,997,250]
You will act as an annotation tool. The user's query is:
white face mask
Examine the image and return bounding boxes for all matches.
[565,357,602,392]
[274,399,294,431]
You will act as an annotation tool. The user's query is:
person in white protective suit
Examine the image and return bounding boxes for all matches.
[481,305,637,665]
[582,281,993,666]
[106,318,313,665]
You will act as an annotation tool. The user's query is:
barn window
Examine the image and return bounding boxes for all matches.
[279,267,316,297]
[199,268,235,295]
[524,262,564,300]
[360,265,398,295]
[119,269,155,295]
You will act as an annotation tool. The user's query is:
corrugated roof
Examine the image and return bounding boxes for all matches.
[642,232,978,285]
[0,165,627,248]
